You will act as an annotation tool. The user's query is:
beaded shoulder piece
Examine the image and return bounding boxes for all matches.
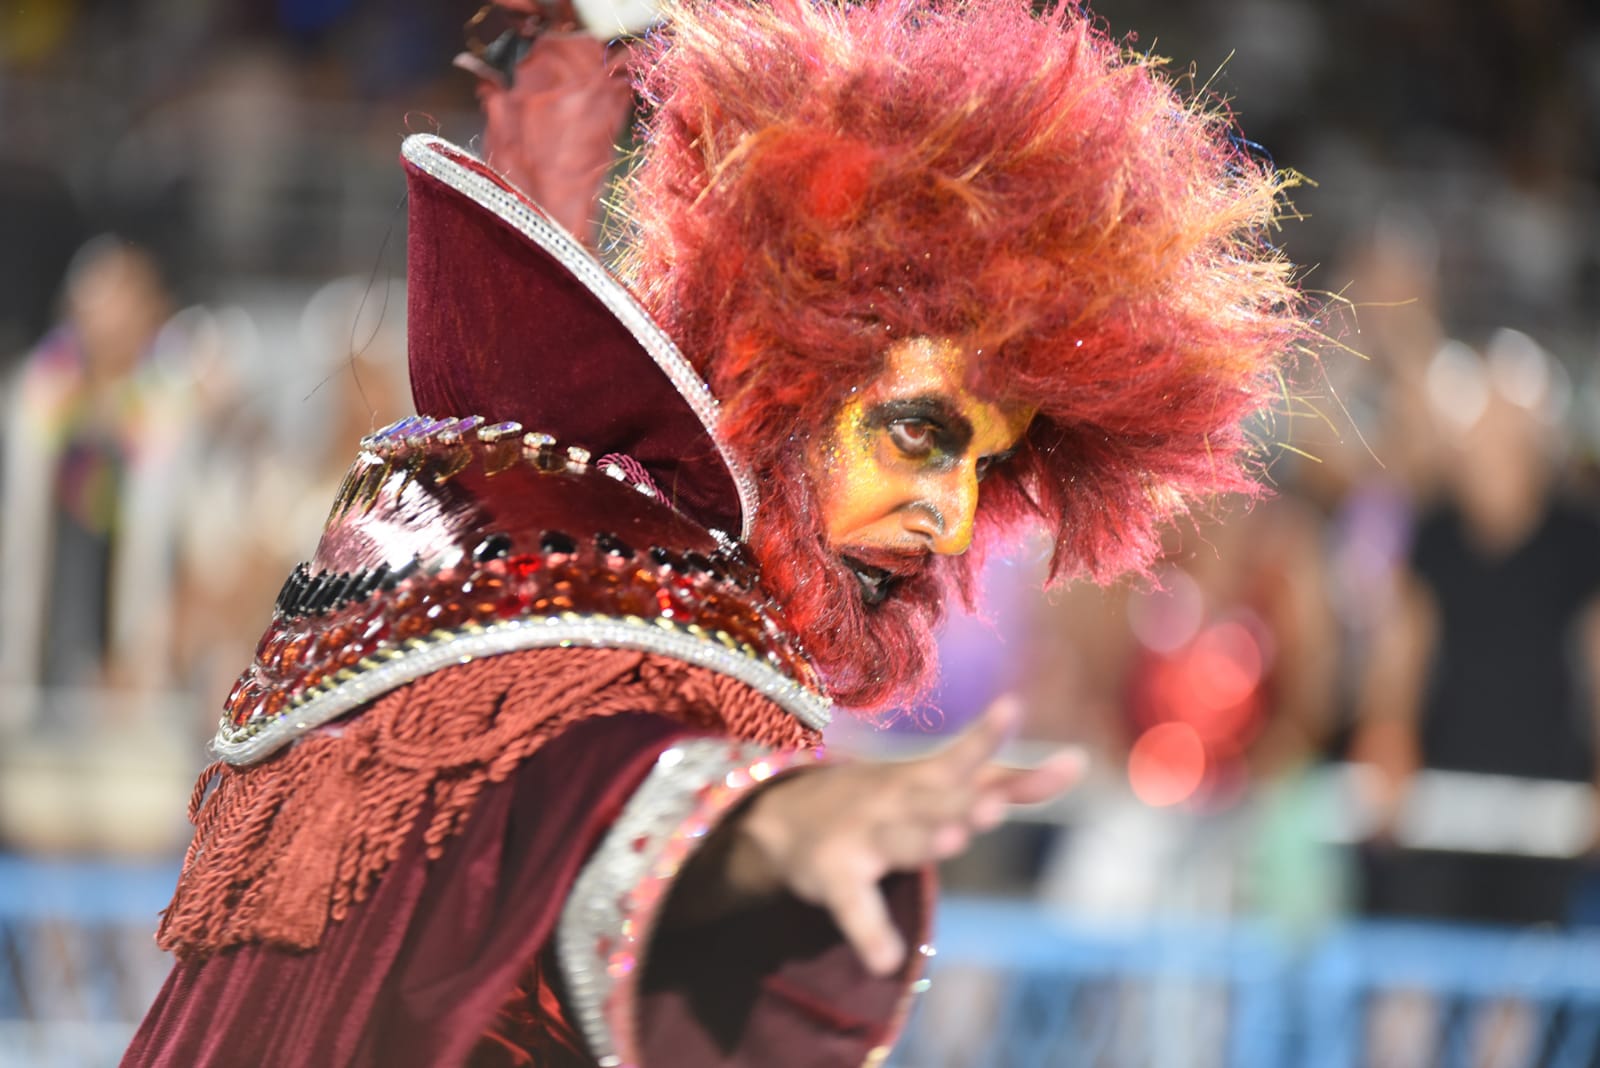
[214,415,828,766]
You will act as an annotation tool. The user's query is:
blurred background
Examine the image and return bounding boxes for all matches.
[3,0,1600,1064]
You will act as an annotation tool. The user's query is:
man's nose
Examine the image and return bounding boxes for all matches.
[903,468,979,555]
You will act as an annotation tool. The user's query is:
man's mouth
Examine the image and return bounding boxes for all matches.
[840,553,919,607]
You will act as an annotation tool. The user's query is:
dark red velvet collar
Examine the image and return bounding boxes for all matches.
[402,135,753,538]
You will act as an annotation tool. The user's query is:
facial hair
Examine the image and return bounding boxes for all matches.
[747,477,951,711]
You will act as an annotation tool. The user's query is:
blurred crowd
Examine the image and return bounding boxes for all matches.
[3,0,1600,947]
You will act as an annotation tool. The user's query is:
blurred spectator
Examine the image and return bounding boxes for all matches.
[169,276,412,728]
[1354,328,1600,926]
[161,302,279,724]
[1025,491,1336,801]
[1127,497,1335,801]
[1031,491,1339,923]
[1303,214,1451,758]
[0,238,197,707]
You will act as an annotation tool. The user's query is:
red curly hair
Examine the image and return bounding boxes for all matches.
[619,0,1310,708]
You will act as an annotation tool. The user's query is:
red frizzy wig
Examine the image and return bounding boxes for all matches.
[619,0,1311,709]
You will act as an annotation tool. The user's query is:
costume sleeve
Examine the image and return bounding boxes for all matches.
[123,708,928,1068]
[554,734,932,1068]
[127,710,698,1068]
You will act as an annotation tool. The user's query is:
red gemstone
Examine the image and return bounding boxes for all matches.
[229,679,265,718]
[225,676,254,725]
[322,624,353,652]
[279,634,312,671]
[507,556,543,581]
[257,632,287,669]
[615,586,654,617]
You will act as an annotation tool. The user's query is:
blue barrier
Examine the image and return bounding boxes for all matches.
[891,899,1292,1068]
[1302,922,1600,1068]
[0,857,177,926]
[2,858,1600,1067]
[0,856,177,1068]
[890,903,1600,1067]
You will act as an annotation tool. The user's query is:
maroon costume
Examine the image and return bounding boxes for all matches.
[123,137,928,1067]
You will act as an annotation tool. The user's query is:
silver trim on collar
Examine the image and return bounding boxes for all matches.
[212,614,831,765]
[558,738,791,1067]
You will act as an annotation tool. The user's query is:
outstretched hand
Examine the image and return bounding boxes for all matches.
[731,697,1084,975]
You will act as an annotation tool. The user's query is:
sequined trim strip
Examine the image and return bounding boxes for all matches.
[210,615,830,765]
[400,134,761,540]
[557,740,817,1068]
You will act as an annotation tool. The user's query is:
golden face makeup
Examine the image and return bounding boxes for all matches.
[809,337,1034,602]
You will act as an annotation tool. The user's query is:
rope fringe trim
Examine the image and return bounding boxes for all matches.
[158,647,817,959]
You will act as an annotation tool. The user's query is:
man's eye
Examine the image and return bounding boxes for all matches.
[888,420,937,457]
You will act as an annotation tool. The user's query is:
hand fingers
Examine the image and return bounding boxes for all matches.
[924,695,1020,783]
[904,781,978,823]
[827,876,904,977]
[876,752,1081,862]
[893,747,1083,848]
[871,811,972,866]
[977,747,1088,806]
[960,749,1087,833]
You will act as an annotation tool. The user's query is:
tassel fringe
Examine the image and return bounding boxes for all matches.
[158,648,816,959]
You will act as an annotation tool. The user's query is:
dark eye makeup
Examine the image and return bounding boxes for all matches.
[887,419,938,457]
[867,397,971,455]
[866,395,1014,478]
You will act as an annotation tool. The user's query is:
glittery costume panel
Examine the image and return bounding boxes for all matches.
[212,417,824,769]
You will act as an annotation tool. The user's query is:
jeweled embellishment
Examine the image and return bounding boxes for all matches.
[214,416,827,765]
[219,534,824,759]
[557,741,821,1068]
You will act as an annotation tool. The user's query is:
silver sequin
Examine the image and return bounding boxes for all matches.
[557,739,799,1066]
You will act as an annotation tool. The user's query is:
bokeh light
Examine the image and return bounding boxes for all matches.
[1128,721,1207,808]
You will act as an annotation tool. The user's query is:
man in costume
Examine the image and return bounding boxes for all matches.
[124,0,1306,1063]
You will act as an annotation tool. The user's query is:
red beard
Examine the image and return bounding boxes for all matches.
[746,477,954,712]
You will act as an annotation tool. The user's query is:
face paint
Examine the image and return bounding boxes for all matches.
[809,337,1034,602]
